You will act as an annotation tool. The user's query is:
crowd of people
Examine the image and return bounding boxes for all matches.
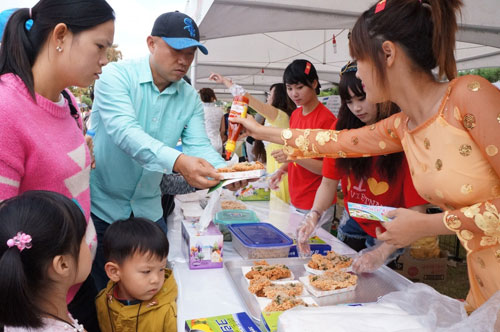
[0,0,499,331]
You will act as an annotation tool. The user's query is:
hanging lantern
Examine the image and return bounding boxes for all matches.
[332,34,337,54]
[261,68,265,74]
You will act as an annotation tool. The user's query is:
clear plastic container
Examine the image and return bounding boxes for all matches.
[214,209,259,241]
[228,223,293,259]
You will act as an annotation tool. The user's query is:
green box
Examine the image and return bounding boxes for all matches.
[185,312,260,332]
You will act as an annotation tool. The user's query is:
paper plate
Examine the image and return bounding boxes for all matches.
[304,263,352,275]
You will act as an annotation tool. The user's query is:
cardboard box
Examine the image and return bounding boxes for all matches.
[260,311,282,332]
[185,312,260,332]
[182,220,223,270]
[394,250,448,282]
[236,178,270,201]
[288,236,332,257]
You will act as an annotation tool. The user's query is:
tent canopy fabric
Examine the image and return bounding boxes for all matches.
[186,0,500,97]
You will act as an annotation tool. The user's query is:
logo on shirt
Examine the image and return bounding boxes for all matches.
[184,18,196,38]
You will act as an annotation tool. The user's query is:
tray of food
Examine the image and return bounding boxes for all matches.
[216,161,266,180]
[224,256,412,323]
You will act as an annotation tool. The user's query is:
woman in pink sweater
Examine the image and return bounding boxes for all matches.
[0,1,115,331]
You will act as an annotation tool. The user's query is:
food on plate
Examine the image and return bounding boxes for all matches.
[217,161,265,173]
[248,276,272,297]
[221,200,247,210]
[263,293,311,312]
[263,282,303,299]
[307,251,352,271]
[245,261,291,280]
[309,270,358,291]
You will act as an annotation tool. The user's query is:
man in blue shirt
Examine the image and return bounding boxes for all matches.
[89,11,229,290]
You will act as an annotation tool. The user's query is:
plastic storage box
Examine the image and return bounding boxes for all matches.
[214,209,259,241]
[228,223,293,259]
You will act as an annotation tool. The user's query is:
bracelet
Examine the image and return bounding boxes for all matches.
[306,209,322,219]
[281,129,295,156]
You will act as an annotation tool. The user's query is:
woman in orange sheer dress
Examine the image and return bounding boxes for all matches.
[232,0,500,312]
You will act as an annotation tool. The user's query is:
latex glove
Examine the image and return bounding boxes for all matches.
[352,242,396,274]
[296,211,321,257]
[268,168,286,190]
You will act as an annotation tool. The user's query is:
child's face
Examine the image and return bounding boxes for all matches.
[116,252,167,301]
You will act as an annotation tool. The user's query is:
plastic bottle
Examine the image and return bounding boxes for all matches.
[225,95,249,160]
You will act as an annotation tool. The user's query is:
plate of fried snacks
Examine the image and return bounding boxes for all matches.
[304,251,353,275]
[299,270,358,298]
[248,276,307,298]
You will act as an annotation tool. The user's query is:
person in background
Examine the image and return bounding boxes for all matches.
[0,191,91,332]
[209,74,296,203]
[89,11,246,291]
[297,61,428,267]
[0,1,115,330]
[230,0,500,312]
[96,218,176,332]
[199,87,224,154]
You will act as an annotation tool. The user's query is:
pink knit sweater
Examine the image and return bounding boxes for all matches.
[0,73,94,302]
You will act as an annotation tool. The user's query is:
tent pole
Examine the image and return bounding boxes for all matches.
[191,51,198,89]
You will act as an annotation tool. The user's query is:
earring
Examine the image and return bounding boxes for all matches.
[56,46,63,52]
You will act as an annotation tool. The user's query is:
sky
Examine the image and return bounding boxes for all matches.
[0,0,187,59]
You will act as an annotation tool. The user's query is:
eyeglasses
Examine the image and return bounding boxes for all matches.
[340,60,357,77]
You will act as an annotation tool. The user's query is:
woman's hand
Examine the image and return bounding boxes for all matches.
[271,149,288,163]
[85,135,96,169]
[209,72,233,88]
[230,114,266,140]
[269,166,287,190]
[376,208,431,248]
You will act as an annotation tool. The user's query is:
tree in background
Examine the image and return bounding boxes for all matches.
[459,67,500,83]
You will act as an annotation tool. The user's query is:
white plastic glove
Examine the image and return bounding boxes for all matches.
[352,242,396,274]
[229,83,246,97]
[296,210,322,257]
[268,168,286,190]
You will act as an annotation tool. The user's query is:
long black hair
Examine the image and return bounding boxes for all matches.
[269,83,296,117]
[0,191,87,328]
[283,59,321,95]
[335,64,403,182]
[0,0,115,99]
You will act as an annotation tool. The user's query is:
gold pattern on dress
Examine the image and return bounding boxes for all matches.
[461,184,473,194]
[461,203,481,219]
[362,154,371,158]
[311,144,319,154]
[467,81,480,92]
[379,141,386,150]
[369,124,376,131]
[480,236,498,247]
[410,169,415,176]
[435,189,444,199]
[459,144,472,157]
[394,117,401,129]
[435,159,443,171]
[474,202,500,238]
[303,129,311,138]
[281,129,293,140]
[421,163,428,172]
[444,213,461,229]
[496,249,500,259]
[486,145,499,157]
[315,131,331,146]
[330,130,339,142]
[338,151,347,158]
[492,185,500,197]
[295,135,309,153]
[460,230,474,241]
[463,114,476,130]
[351,137,359,145]
[454,106,462,121]
[497,113,500,124]
[477,257,486,268]
[476,275,484,288]
[424,138,430,150]
[423,194,432,201]
[387,129,398,139]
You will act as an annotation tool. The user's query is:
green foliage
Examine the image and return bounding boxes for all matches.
[81,95,92,108]
[319,86,339,96]
[458,67,500,83]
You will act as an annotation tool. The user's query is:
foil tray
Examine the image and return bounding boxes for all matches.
[224,257,412,323]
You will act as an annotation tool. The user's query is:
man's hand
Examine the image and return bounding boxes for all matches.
[271,149,288,163]
[173,154,222,189]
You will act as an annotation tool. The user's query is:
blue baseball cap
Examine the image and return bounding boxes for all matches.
[151,11,208,55]
[0,8,18,41]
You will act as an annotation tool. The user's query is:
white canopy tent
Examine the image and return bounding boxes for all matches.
[186,0,500,99]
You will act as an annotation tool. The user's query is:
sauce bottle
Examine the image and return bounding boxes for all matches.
[225,95,249,160]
